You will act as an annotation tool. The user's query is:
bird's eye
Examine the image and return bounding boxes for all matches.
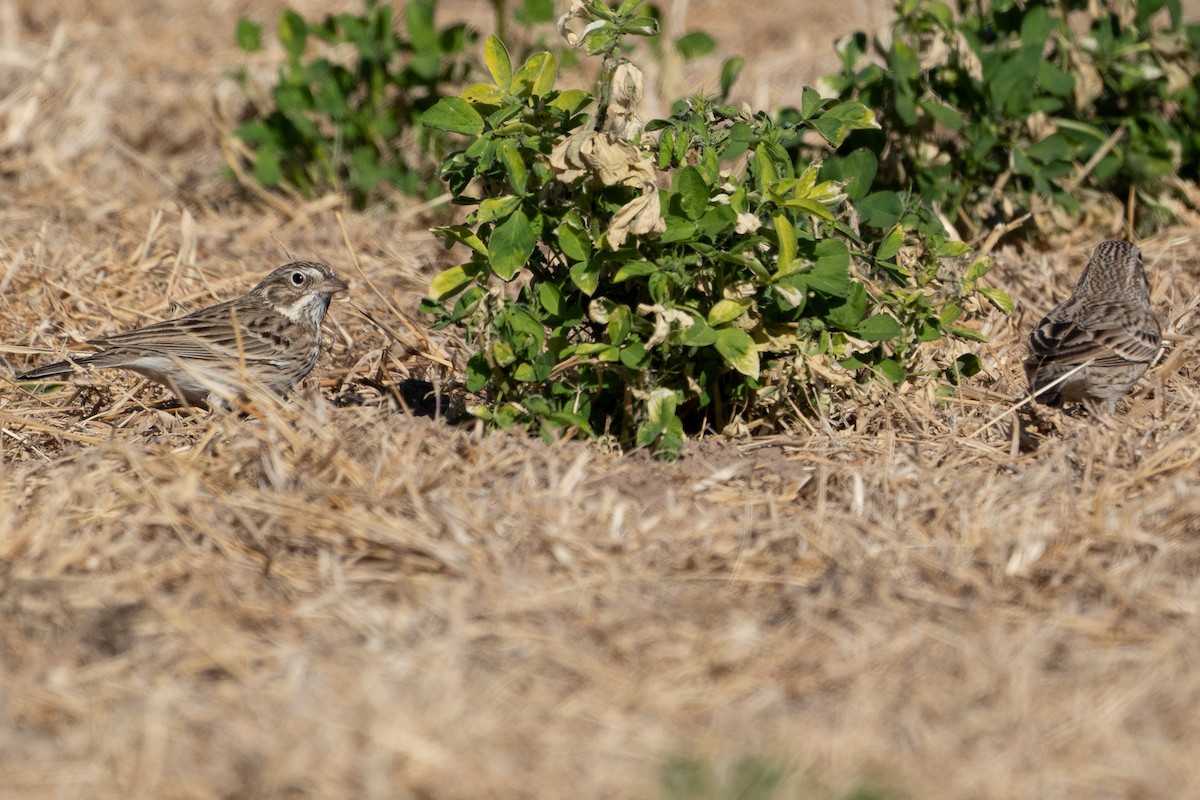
[291,271,305,286]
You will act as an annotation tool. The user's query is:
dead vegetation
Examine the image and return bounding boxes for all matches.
[3,1,1200,798]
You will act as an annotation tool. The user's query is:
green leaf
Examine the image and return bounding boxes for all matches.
[608,305,632,345]
[1027,133,1068,164]
[512,51,557,97]
[935,240,973,258]
[492,340,516,367]
[800,86,827,120]
[812,101,879,148]
[488,210,536,280]
[855,314,902,342]
[406,1,440,77]
[990,49,1040,116]
[569,259,600,296]
[680,316,718,346]
[857,191,903,229]
[804,239,852,294]
[504,306,545,349]
[694,205,737,241]
[422,97,484,134]
[613,261,656,281]
[636,388,681,449]
[497,140,528,195]
[949,326,988,343]
[571,343,612,357]
[875,226,904,261]
[253,143,283,186]
[556,223,592,262]
[462,83,507,105]
[476,195,522,224]
[675,31,716,60]
[719,57,745,99]
[236,18,263,53]
[950,353,983,379]
[820,149,877,201]
[708,299,751,326]
[433,224,488,254]
[484,35,513,90]
[875,358,906,384]
[449,287,483,322]
[538,282,565,316]
[233,120,274,146]
[466,353,490,392]
[514,359,552,382]
[428,264,476,301]
[978,286,1014,313]
[751,143,776,190]
[619,339,648,368]
[672,166,709,220]
[1019,5,1056,46]
[518,0,556,23]
[779,197,836,221]
[1036,60,1074,98]
[278,10,307,58]
[713,328,760,379]
[532,53,559,97]
[889,39,919,82]
[659,217,696,244]
[548,89,591,114]
[774,214,796,276]
[918,98,964,131]
[825,282,867,329]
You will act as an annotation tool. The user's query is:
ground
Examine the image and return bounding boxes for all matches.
[2,1,1200,798]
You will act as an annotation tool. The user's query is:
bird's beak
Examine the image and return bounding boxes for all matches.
[320,275,349,295]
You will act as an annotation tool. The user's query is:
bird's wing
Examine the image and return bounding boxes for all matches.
[90,302,285,365]
[1029,301,1160,367]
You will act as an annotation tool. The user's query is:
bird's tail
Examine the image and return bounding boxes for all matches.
[14,359,80,382]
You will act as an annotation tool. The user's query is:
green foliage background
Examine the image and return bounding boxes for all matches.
[816,0,1200,238]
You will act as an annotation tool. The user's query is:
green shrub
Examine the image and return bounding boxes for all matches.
[226,0,714,207]
[420,0,1004,456]
[230,0,474,205]
[816,0,1200,238]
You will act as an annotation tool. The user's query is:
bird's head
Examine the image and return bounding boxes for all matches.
[255,261,349,326]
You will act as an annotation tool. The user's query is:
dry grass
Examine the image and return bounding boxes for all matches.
[3,1,1200,798]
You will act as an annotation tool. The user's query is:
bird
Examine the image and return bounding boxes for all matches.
[14,261,348,408]
[1025,240,1161,413]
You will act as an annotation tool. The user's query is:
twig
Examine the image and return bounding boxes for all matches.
[961,359,1094,439]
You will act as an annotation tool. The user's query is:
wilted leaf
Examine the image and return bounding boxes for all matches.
[607,184,665,248]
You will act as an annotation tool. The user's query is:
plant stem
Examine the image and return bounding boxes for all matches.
[492,0,507,45]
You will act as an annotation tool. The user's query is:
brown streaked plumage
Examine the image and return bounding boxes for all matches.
[15,261,348,408]
[1025,240,1160,413]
